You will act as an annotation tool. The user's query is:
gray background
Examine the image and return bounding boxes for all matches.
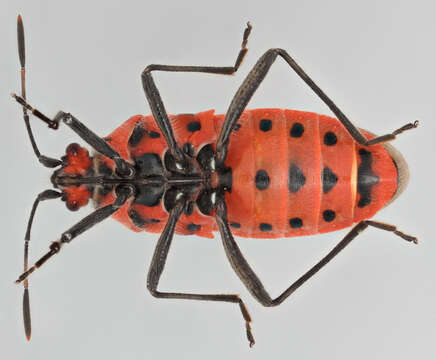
[1,0,435,359]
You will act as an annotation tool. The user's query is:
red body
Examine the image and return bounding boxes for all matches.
[62,109,405,239]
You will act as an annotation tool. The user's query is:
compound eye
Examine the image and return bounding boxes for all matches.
[66,143,81,156]
[62,186,91,211]
[66,200,79,211]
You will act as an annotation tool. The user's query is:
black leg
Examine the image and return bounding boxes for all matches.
[215,48,418,166]
[146,200,255,347]
[22,189,62,340]
[15,186,133,284]
[141,23,252,169]
[365,220,418,243]
[59,112,135,176]
[215,200,417,307]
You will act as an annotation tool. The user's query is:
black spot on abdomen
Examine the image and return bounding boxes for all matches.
[290,123,304,137]
[259,223,272,232]
[323,209,336,222]
[259,119,272,132]
[289,218,303,228]
[288,164,306,193]
[324,132,337,146]
[322,167,338,194]
[357,149,380,208]
[255,170,270,190]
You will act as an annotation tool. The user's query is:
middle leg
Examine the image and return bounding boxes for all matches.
[140,23,252,170]
[146,200,255,347]
[15,185,133,283]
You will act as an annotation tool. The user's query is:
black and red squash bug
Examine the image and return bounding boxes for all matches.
[12,15,418,347]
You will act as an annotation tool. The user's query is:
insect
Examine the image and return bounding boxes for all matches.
[13,15,418,347]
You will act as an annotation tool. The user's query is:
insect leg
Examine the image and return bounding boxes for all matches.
[272,220,417,305]
[11,96,135,177]
[58,112,135,176]
[141,23,251,170]
[364,220,418,243]
[216,201,416,307]
[146,201,255,347]
[215,48,418,166]
[215,201,275,306]
[15,186,133,284]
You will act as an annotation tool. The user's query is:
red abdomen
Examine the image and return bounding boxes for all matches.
[218,109,399,238]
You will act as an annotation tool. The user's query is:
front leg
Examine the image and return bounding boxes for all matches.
[146,200,255,347]
[15,185,133,283]
[11,96,135,177]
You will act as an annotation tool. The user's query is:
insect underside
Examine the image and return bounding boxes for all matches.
[13,16,418,346]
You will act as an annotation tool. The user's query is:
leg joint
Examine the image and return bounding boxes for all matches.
[148,288,160,298]
[146,280,159,297]
[142,65,156,76]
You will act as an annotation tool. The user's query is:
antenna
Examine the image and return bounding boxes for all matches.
[15,15,64,341]
[17,14,32,341]
[15,15,62,168]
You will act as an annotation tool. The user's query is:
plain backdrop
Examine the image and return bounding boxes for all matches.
[1,1,435,359]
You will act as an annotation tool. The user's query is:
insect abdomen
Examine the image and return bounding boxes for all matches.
[221,109,398,239]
